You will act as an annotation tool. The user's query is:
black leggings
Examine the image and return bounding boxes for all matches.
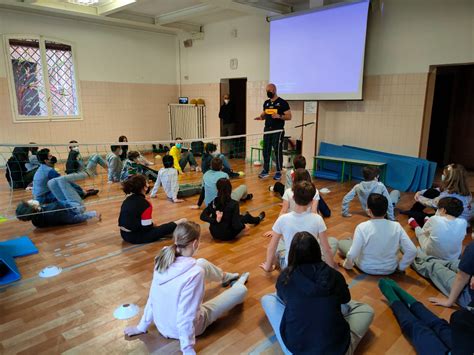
[241,212,261,224]
[406,188,440,226]
[120,222,177,244]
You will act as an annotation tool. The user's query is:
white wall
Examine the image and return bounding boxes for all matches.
[178,15,269,85]
[0,10,177,84]
[365,0,474,75]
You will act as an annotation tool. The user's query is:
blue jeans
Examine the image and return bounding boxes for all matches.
[48,176,83,208]
[261,294,292,355]
[391,301,451,355]
[217,153,232,171]
[47,177,96,222]
[66,154,107,180]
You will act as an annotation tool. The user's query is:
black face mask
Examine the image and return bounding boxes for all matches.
[50,156,57,165]
[266,91,274,99]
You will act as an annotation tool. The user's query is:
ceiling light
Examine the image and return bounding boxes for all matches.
[68,0,100,6]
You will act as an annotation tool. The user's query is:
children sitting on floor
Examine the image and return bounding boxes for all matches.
[169,137,200,174]
[342,166,399,220]
[118,175,186,244]
[201,142,240,178]
[32,148,98,203]
[261,232,374,355]
[280,169,320,215]
[403,163,472,226]
[5,146,34,189]
[378,278,474,355]
[270,155,331,217]
[120,150,158,182]
[201,157,252,207]
[261,181,337,271]
[65,140,107,178]
[16,174,101,228]
[339,193,417,275]
[25,143,40,173]
[408,197,467,261]
[124,221,250,354]
[412,240,474,309]
[200,178,265,241]
[263,168,326,238]
[106,145,123,183]
[150,155,202,202]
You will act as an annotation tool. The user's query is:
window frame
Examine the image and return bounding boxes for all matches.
[3,34,83,123]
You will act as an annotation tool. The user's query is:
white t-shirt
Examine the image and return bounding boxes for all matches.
[346,219,417,275]
[418,215,467,261]
[282,188,320,213]
[272,211,327,265]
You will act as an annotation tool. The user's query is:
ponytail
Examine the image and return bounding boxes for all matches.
[154,244,178,273]
[154,221,201,272]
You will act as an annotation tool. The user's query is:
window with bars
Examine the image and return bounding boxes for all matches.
[5,36,80,121]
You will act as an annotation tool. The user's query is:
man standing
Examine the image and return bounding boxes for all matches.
[255,83,292,180]
[219,94,235,136]
[219,94,235,156]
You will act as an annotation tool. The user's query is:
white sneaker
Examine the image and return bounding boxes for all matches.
[233,272,250,286]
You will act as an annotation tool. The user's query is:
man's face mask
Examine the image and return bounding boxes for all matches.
[224,99,230,104]
[266,91,274,99]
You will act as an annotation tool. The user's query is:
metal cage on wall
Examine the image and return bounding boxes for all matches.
[168,104,206,140]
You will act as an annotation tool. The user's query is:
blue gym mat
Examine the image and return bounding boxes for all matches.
[0,236,38,285]
[317,142,436,192]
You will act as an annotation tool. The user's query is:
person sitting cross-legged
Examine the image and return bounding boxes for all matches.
[408,197,467,261]
[200,178,265,241]
[339,193,417,275]
[261,232,374,355]
[118,174,186,244]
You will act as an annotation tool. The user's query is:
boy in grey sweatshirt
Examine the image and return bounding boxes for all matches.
[341,166,399,220]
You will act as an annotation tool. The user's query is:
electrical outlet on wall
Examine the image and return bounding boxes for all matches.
[230,58,238,70]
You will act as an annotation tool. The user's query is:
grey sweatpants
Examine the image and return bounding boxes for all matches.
[195,259,248,335]
[412,252,472,308]
[231,184,248,202]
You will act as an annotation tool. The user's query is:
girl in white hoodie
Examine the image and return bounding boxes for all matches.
[124,221,249,354]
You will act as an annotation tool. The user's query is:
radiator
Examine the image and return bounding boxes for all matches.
[168,104,206,140]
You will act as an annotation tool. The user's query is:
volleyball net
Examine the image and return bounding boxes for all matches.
[0,121,315,222]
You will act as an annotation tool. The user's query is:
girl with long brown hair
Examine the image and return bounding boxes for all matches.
[200,178,265,241]
[404,164,472,225]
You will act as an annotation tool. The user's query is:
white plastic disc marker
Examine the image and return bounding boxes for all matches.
[113,303,140,320]
[39,265,62,278]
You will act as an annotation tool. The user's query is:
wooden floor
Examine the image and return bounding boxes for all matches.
[0,157,471,355]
